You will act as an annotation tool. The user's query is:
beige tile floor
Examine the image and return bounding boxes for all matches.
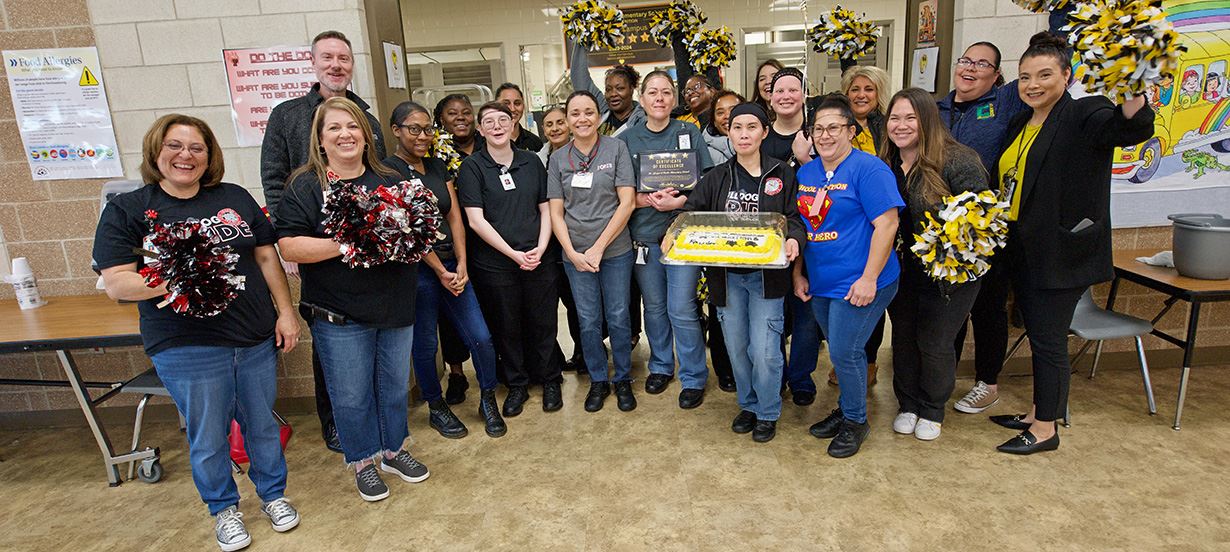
[2,346,1229,551]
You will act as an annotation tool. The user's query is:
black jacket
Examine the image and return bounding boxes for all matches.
[680,156,807,306]
[999,93,1154,290]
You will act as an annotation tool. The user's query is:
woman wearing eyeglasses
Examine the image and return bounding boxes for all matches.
[678,74,717,129]
[457,102,562,418]
[384,101,505,440]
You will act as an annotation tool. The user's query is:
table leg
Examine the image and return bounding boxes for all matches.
[1173,302,1202,431]
[57,350,123,485]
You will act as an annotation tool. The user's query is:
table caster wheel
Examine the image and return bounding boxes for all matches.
[137,459,162,483]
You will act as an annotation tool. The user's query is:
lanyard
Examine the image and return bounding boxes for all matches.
[1012,125,1042,174]
[568,137,601,172]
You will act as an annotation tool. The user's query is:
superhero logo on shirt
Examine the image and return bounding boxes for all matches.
[797,190,832,232]
[764,177,783,196]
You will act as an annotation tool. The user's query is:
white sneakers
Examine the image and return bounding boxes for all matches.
[892,411,942,441]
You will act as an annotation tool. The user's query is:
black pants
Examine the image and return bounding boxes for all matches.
[310,347,334,429]
[1011,280,1082,422]
[865,314,886,363]
[438,315,471,366]
[953,261,1011,384]
[471,263,563,387]
[705,302,733,382]
[889,264,981,423]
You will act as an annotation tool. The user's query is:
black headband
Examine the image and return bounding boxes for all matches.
[728,103,769,127]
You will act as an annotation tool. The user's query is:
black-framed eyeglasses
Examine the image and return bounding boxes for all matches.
[395,124,431,137]
[956,57,997,71]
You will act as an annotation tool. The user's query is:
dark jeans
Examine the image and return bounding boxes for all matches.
[784,295,883,393]
[470,262,563,387]
[953,261,1011,384]
[888,264,981,423]
[411,260,499,403]
[310,344,333,430]
[1011,281,1083,422]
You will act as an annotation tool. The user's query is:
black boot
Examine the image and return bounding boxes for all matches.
[479,390,507,438]
[428,400,468,439]
[503,385,529,417]
[445,372,469,405]
[613,381,637,411]
[584,382,611,412]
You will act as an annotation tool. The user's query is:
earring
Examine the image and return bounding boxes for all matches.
[318,146,326,156]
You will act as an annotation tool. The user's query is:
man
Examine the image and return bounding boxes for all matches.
[260,30,386,453]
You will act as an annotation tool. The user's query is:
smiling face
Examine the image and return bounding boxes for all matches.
[1017,54,1070,112]
[566,95,601,141]
[771,74,803,118]
[542,109,569,148]
[497,88,525,123]
[157,124,209,189]
[640,74,676,121]
[478,108,513,147]
[846,75,879,120]
[713,94,741,136]
[811,109,855,162]
[886,98,919,152]
[320,108,365,165]
[440,99,474,139]
[757,64,779,103]
[393,111,433,160]
[311,38,354,96]
[605,73,634,114]
[683,76,715,114]
[953,44,1000,101]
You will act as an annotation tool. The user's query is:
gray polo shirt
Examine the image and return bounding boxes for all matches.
[546,136,635,259]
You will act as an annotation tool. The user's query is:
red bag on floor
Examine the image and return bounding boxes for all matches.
[228,413,293,465]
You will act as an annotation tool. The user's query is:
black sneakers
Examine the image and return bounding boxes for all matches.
[584,382,611,412]
[503,385,529,417]
[613,381,637,411]
[428,400,467,439]
[827,419,870,458]
[478,390,506,438]
[380,450,430,483]
[809,408,844,439]
[752,420,777,443]
[731,410,756,434]
[321,420,342,453]
[678,388,704,409]
[542,382,563,412]
[355,464,389,502]
[445,373,469,405]
[644,373,672,394]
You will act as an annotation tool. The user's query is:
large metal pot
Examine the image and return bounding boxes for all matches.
[1169,213,1230,280]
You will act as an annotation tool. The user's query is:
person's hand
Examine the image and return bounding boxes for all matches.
[582,247,604,271]
[793,272,811,301]
[275,312,301,353]
[650,188,685,211]
[784,238,799,262]
[635,192,654,208]
[567,250,593,273]
[281,260,300,279]
[452,263,469,291]
[845,275,877,307]
[510,250,535,270]
[791,130,813,164]
[437,269,463,296]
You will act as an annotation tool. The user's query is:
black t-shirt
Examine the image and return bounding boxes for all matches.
[455,148,558,272]
[275,169,418,327]
[92,183,278,355]
[513,124,544,152]
[384,155,454,249]
[761,127,797,166]
[727,163,762,213]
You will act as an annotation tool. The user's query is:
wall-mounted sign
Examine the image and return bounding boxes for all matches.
[223,45,315,147]
[565,4,673,68]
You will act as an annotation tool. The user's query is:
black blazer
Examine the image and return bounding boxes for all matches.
[999,92,1154,290]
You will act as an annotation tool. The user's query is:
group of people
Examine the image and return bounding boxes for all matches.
[91,21,1154,552]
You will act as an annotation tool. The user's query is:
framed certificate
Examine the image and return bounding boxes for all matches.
[637,149,700,192]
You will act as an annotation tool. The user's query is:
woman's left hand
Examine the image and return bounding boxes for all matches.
[791,130,813,165]
[784,238,799,262]
[275,312,301,353]
[452,263,469,291]
[649,188,685,212]
[844,275,877,307]
[582,247,604,271]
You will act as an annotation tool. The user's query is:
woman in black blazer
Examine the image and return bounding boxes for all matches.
[990,33,1154,455]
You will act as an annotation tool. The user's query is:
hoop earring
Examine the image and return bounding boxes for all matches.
[318,146,326,156]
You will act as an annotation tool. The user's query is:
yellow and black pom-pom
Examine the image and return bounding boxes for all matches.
[1062,0,1186,103]
[432,129,462,178]
[648,1,707,47]
[1011,0,1070,13]
[910,190,1009,285]
[561,0,625,52]
[807,5,882,61]
[684,26,736,72]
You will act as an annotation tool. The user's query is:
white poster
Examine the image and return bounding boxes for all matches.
[383,42,405,89]
[910,47,939,93]
[2,47,122,180]
[223,45,316,148]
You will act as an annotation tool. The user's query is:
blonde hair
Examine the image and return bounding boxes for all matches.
[287,96,397,189]
[841,65,892,116]
[140,114,225,188]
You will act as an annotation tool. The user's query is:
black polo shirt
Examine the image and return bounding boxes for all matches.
[455,147,558,272]
[274,168,418,328]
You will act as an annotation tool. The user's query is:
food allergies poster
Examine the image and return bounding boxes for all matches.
[223,45,315,147]
[2,47,123,180]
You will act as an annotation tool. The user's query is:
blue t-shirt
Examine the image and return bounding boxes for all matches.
[796,149,904,299]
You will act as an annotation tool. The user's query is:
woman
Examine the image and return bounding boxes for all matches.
[384,101,506,440]
[678,74,717,129]
[794,95,903,459]
[277,97,430,502]
[703,90,742,164]
[750,59,784,117]
[618,70,714,410]
[674,102,805,442]
[536,105,588,371]
[764,67,810,165]
[989,32,1153,454]
[95,114,300,550]
[537,106,570,166]
[434,94,480,157]
[547,90,637,411]
[880,88,988,441]
[496,82,545,151]
[457,102,563,417]
[569,40,644,136]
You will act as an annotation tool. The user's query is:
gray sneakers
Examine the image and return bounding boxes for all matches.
[356,463,390,502]
[214,506,251,552]
[380,450,430,483]
[260,498,300,532]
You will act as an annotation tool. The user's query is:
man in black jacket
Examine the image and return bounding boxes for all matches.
[259,30,386,453]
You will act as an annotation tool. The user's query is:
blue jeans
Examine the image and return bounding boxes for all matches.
[634,244,708,389]
[150,338,286,515]
[810,280,899,423]
[785,293,822,393]
[310,319,413,464]
[564,250,634,382]
[716,271,786,421]
[411,260,498,402]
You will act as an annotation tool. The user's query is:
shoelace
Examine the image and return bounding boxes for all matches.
[216,510,246,541]
[264,498,294,521]
[393,451,423,470]
[964,384,990,404]
[358,465,383,488]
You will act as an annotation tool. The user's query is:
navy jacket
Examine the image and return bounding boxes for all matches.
[938,83,1028,177]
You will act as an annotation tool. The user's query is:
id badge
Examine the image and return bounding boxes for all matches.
[635,243,648,265]
[499,172,516,191]
[572,171,594,189]
[1001,170,1018,204]
[409,178,424,188]
[677,133,691,150]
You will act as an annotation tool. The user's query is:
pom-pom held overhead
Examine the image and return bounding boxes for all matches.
[648,0,707,47]
[1062,0,1187,103]
[807,5,882,61]
[135,211,245,318]
[432,129,462,179]
[684,26,737,72]
[910,190,1009,287]
[321,171,444,269]
[561,0,625,52]
[1010,0,1070,13]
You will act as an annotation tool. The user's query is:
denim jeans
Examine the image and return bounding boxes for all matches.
[716,271,786,421]
[564,250,634,382]
[310,319,413,464]
[150,338,286,515]
[785,293,822,393]
[810,279,899,424]
[411,260,498,402]
[634,244,708,389]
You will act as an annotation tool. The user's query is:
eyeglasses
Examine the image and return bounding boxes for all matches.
[812,123,853,137]
[480,116,512,129]
[956,57,997,71]
[396,124,430,137]
[684,82,710,95]
[163,141,207,156]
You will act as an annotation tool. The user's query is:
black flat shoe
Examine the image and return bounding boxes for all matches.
[542,382,563,412]
[717,377,737,393]
[731,410,756,434]
[322,420,342,453]
[792,390,816,406]
[827,419,870,458]
[996,430,1060,455]
[752,420,777,443]
[809,408,844,439]
[990,414,1032,431]
[614,381,637,411]
[678,388,704,409]
[644,373,672,394]
[502,385,529,417]
[585,382,611,412]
